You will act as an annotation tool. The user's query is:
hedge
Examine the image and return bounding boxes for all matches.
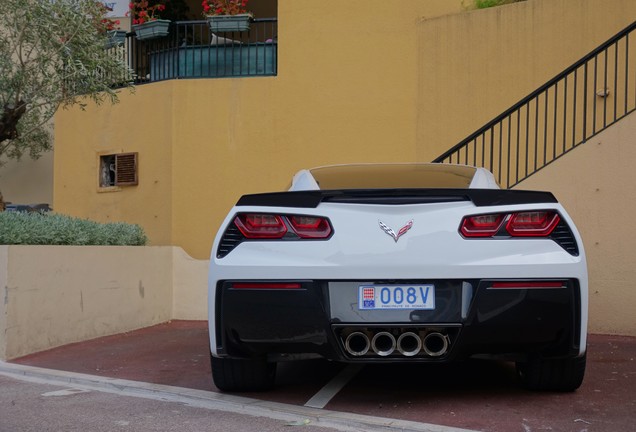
[0,212,147,246]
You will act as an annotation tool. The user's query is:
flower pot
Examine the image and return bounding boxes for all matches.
[207,14,251,32]
[105,30,127,48]
[132,19,171,40]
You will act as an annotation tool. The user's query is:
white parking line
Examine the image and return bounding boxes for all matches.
[0,361,478,432]
[304,364,364,409]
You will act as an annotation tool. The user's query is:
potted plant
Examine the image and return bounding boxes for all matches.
[129,0,170,40]
[104,20,127,48]
[93,2,126,48]
[202,0,252,32]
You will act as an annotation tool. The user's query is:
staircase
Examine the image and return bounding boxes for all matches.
[434,21,636,189]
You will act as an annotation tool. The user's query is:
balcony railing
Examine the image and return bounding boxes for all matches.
[112,18,277,84]
[434,21,636,189]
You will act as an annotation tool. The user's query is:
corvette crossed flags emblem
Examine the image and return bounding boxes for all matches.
[378,220,413,242]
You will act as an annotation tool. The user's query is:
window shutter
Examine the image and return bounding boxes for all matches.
[115,152,138,186]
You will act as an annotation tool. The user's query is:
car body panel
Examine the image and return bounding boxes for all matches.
[208,164,587,386]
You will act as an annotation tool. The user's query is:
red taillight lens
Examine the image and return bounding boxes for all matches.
[506,211,560,237]
[460,210,561,238]
[289,215,332,239]
[460,213,505,237]
[233,213,332,240]
[234,214,287,239]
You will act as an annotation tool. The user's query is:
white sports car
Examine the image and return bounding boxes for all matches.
[208,164,587,392]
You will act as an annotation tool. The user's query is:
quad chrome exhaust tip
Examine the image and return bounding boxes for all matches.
[342,329,450,358]
[397,332,423,357]
[344,332,371,356]
[423,332,450,357]
[371,331,397,356]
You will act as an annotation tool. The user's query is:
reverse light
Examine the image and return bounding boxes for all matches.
[289,215,332,239]
[234,214,287,239]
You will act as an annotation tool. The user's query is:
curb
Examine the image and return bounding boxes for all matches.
[0,361,477,432]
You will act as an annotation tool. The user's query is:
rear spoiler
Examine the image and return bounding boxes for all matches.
[236,189,558,208]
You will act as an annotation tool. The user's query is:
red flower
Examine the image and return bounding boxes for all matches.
[202,0,250,16]
[130,0,168,24]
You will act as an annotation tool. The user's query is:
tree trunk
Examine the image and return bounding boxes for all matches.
[0,190,5,212]
[0,101,27,142]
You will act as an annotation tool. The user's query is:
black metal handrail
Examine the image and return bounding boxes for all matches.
[434,21,636,188]
[110,18,277,84]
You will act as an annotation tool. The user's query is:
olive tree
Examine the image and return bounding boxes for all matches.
[0,0,134,207]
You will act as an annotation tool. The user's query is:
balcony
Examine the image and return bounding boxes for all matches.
[114,18,277,84]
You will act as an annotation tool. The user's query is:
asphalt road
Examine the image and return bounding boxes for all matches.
[7,321,636,432]
[0,375,336,432]
[0,364,471,432]
[0,373,343,432]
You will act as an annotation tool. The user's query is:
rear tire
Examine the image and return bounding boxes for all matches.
[211,354,276,392]
[516,353,586,392]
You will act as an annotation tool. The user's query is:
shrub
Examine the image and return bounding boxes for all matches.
[472,0,525,9]
[0,212,147,246]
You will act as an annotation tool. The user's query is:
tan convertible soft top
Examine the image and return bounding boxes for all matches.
[308,163,477,190]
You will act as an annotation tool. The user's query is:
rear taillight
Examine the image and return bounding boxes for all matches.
[460,214,505,237]
[232,213,333,240]
[460,210,560,238]
[506,211,560,237]
[289,215,332,239]
[234,214,287,239]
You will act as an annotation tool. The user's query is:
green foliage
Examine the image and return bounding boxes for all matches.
[0,212,147,246]
[0,0,135,167]
[471,0,525,9]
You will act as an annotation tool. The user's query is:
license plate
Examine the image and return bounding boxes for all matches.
[358,285,435,310]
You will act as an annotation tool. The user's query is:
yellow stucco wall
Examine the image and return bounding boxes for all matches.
[417,0,636,161]
[518,111,636,336]
[54,0,636,259]
[55,0,464,258]
[54,82,174,247]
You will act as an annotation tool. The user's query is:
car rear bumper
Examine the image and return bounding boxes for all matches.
[212,278,583,362]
